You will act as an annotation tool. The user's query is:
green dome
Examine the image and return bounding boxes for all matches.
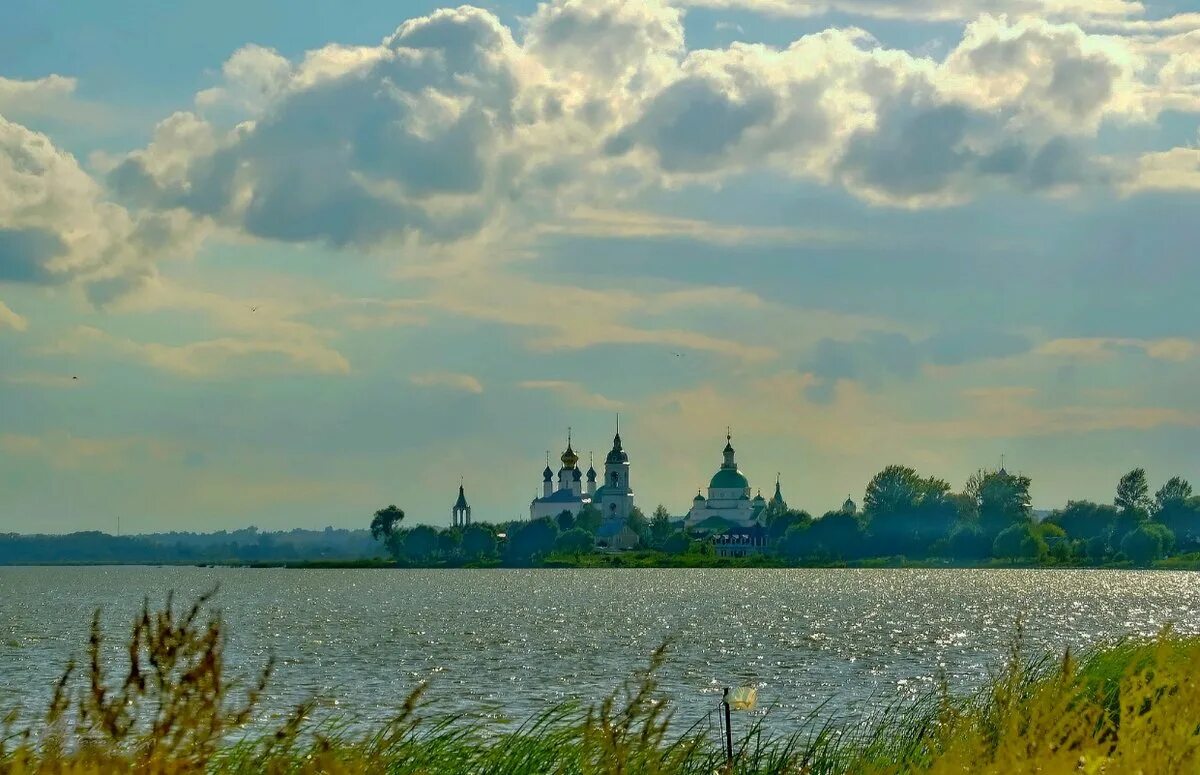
[709,468,749,490]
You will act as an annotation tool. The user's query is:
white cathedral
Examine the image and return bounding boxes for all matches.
[530,425,635,523]
[683,432,784,528]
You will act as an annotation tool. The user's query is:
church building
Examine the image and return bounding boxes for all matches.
[530,423,635,522]
[684,433,784,529]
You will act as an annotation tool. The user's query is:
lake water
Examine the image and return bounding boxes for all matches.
[1,567,1198,735]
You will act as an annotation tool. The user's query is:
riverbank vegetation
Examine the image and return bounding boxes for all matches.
[366,466,1200,570]
[3,593,1200,773]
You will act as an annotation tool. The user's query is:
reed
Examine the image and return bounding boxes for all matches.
[3,593,1199,774]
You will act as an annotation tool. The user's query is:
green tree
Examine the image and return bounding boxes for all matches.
[1121,522,1175,565]
[554,528,593,555]
[370,505,404,543]
[767,509,812,544]
[863,465,924,518]
[661,531,690,555]
[978,470,1032,536]
[1115,468,1152,515]
[506,517,558,564]
[575,504,603,534]
[1154,476,1193,513]
[438,528,462,558]
[555,510,576,531]
[1153,478,1199,550]
[1086,535,1110,562]
[947,523,991,560]
[403,525,440,563]
[863,465,954,555]
[992,522,1046,560]
[626,507,651,545]
[1046,501,1117,542]
[808,511,863,559]
[779,523,813,560]
[461,524,497,560]
[650,505,673,545]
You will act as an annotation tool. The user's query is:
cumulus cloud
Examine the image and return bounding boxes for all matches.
[0,75,78,118]
[0,116,203,306]
[610,15,1138,205]
[110,6,540,248]
[410,371,485,393]
[102,1,1181,256]
[803,328,1032,400]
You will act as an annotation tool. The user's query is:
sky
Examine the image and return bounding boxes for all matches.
[2,0,1199,533]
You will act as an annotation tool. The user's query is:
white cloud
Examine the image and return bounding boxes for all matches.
[519,379,625,410]
[103,1,1186,255]
[48,324,350,378]
[410,371,485,393]
[0,75,77,117]
[1037,336,1200,361]
[540,206,849,245]
[0,299,26,331]
[671,0,1143,24]
[0,115,204,305]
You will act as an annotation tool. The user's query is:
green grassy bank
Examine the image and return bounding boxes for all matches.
[3,593,1199,773]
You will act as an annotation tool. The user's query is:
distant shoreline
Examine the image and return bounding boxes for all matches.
[3,555,1197,570]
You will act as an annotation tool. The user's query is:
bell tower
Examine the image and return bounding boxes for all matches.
[600,416,634,521]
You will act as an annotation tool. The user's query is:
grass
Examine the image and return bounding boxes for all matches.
[3,594,1200,773]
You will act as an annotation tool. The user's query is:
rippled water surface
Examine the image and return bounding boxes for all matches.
[2,567,1198,732]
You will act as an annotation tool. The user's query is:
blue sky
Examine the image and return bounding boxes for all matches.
[2,0,1199,533]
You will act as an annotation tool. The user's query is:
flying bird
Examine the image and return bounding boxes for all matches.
[249,306,259,313]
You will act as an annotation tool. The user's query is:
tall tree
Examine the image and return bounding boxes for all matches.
[369,505,404,542]
[650,505,673,544]
[1115,468,1152,515]
[575,505,602,534]
[626,507,651,544]
[977,470,1032,536]
[1153,478,1200,551]
[1154,476,1193,514]
[863,465,924,518]
[863,465,954,555]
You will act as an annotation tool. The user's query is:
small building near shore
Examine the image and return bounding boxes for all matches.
[596,521,640,551]
[713,524,769,558]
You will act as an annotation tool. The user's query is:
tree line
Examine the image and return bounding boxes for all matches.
[369,503,701,566]
[370,466,1200,567]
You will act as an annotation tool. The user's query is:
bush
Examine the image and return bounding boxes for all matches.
[1086,534,1110,562]
[554,527,593,555]
[461,524,496,560]
[660,531,690,555]
[947,524,991,560]
[1121,522,1175,565]
[992,522,1047,560]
